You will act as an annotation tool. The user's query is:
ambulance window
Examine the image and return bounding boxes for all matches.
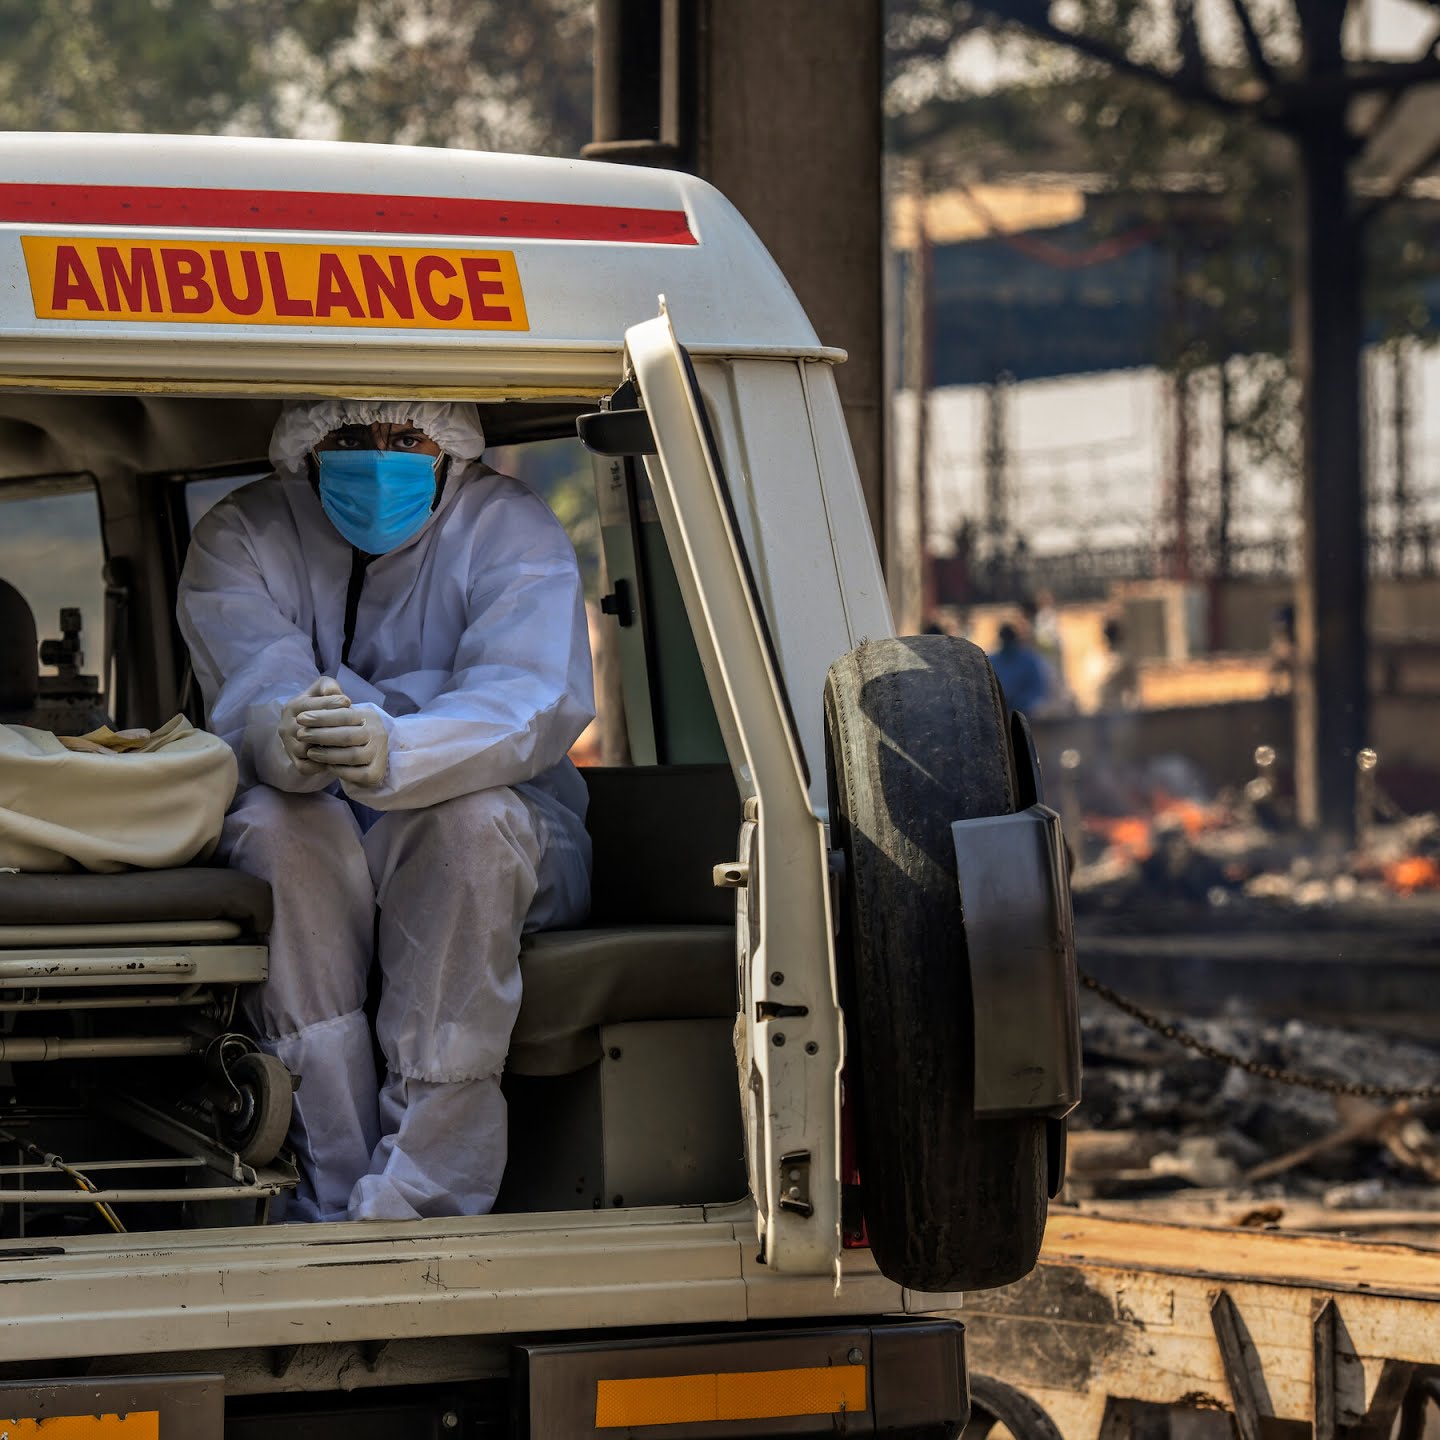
[589,451,728,769]
[186,471,266,529]
[0,478,106,684]
[489,435,613,765]
[492,436,600,595]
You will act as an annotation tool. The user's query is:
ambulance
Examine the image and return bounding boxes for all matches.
[0,133,1079,1437]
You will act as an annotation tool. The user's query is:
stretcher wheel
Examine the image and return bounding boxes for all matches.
[824,635,1048,1291]
[222,1051,294,1167]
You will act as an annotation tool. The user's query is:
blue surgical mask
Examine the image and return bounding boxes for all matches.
[316,450,441,554]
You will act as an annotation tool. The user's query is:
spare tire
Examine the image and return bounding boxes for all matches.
[824,634,1048,1291]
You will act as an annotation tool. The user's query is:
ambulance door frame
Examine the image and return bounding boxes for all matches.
[625,307,843,1279]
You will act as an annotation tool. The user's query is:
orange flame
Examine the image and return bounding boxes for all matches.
[1385,855,1440,894]
[1151,791,1225,836]
[1089,815,1154,862]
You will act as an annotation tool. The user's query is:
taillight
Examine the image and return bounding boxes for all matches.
[840,1068,868,1249]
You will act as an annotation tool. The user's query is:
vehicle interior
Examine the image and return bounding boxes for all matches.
[0,391,748,1237]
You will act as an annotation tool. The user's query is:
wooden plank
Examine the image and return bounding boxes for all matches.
[961,1214,1440,1440]
[1078,1193,1440,1239]
[1040,1212,1440,1298]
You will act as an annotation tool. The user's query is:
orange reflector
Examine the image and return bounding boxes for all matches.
[1,1415,159,1440]
[595,1365,866,1428]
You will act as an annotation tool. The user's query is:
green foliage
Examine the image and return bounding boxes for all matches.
[0,0,593,154]
[0,0,270,133]
[315,0,593,154]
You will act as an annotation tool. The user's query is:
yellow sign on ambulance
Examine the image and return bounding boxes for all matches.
[1,1414,158,1440]
[21,237,529,331]
[594,1366,867,1428]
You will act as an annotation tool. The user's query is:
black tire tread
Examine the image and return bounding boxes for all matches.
[825,634,1047,1291]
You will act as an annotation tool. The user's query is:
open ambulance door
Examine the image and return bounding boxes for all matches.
[624,306,844,1279]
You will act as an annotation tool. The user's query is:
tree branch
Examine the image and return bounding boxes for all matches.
[1360,127,1440,226]
[1226,0,1276,90]
[1361,24,1439,147]
[1174,0,1207,92]
[968,1,1253,117]
[972,0,1440,130]
[1341,55,1440,97]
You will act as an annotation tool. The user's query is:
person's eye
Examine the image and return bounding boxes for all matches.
[395,434,420,449]
[336,436,362,449]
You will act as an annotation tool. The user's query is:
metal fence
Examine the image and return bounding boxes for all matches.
[960,521,1440,605]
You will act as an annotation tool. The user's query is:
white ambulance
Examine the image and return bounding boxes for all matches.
[0,133,1078,1438]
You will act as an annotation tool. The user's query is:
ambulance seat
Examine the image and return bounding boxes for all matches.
[512,763,739,1076]
[500,764,747,1213]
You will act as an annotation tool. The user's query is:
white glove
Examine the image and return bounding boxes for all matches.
[279,677,351,778]
[296,701,390,789]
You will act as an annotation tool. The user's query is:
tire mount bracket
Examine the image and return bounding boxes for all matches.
[951,803,1081,1121]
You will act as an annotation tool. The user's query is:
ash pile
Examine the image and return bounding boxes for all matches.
[1069,997,1440,1223]
[1051,742,1440,1227]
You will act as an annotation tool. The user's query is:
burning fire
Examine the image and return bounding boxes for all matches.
[1384,855,1440,894]
[1155,794,1223,836]
[1089,815,1154,861]
[1087,791,1226,863]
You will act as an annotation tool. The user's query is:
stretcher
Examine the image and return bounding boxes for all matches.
[0,868,296,1231]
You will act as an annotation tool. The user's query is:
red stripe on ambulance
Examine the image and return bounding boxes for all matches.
[0,183,697,245]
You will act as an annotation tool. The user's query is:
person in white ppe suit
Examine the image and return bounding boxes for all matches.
[177,400,594,1222]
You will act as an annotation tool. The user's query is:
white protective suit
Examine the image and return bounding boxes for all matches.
[177,400,595,1222]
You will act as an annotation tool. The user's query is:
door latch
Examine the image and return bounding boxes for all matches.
[778,1150,813,1217]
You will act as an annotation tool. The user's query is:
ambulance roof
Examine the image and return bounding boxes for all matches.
[0,133,827,395]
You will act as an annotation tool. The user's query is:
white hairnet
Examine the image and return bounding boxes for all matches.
[269,400,486,475]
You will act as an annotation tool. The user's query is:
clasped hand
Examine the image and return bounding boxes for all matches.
[279,677,389,787]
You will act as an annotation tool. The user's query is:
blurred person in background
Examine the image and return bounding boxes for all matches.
[1267,603,1297,697]
[1025,591,1063,673]
[1090,616,1139,713]
[1023,590,1075,714]
[988,619,1053,715]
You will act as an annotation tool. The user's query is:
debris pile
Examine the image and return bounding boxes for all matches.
[1060,745,1440,911]
[1069,1000,1440,1227]
[1058,745,1440,1232]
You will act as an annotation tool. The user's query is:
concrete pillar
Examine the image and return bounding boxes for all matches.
[1291,5,1368,845]
[694,1,886,548]
[588,0,887,554]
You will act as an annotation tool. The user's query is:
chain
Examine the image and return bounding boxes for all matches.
[1079,971,1440,1102]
